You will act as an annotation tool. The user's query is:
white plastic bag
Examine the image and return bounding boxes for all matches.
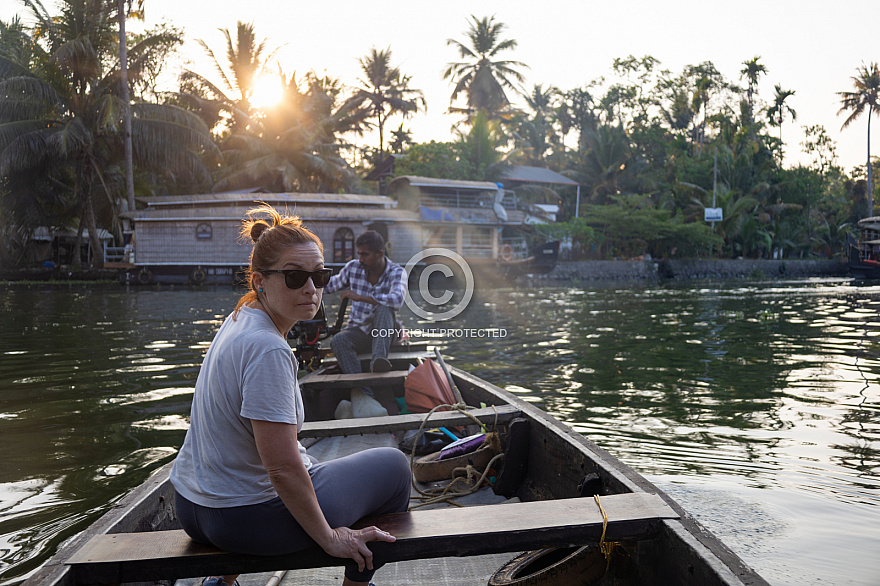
[350,388,388,418]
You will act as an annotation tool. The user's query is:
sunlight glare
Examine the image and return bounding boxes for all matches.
[250,74,283,109]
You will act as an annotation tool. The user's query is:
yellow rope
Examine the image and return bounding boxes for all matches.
[593,494,610,558]
[593,494,623,576]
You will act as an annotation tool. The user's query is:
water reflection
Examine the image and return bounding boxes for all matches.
[0,284,239,582]
[430,279,880,585]
[1,280,879,585]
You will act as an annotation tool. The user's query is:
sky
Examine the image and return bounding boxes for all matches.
[2,0,877,173]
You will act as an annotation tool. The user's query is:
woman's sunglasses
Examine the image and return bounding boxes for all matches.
[261,268,333,289]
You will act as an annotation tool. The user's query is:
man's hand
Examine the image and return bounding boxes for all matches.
[340,290,378,305]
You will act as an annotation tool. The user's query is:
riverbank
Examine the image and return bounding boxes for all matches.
[0,267,121,283]
[542,258,849,281]
[1,258,852,285]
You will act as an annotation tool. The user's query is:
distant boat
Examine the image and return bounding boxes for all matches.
[846,217,880,279]
[498,240,560,278]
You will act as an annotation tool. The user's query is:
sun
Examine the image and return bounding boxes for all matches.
[250,74,284,109]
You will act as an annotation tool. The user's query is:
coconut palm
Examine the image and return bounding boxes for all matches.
[0,16,33,65]
[454,109,508,181]
[0,0,214,268]
[570,125,634,204]
[215,71,367,193]
[514,84,559,163]
[443,15,527,117]
[740,56,767,123]
[838,62,880,217]
[387,123,413,155]
[685,62,724,156]
[767,84,796,155]
[352,47,425,159]
[181,21,279,132]
[563,87,599,152]
[691,76,714,156]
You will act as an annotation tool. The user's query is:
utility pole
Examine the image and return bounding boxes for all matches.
[118,0,135,214]
[712,147,718,230]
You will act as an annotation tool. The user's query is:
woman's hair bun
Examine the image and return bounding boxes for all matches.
[250,221,270,243]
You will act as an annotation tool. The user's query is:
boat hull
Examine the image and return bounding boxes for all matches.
[847,220,880,279]
[498,240,560,278]
[24,359,767,586]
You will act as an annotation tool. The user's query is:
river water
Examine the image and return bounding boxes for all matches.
[0,278,878,585]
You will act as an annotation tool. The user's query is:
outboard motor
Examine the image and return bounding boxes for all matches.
[290,298,349,371]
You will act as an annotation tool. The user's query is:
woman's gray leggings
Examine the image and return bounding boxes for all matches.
[175,447,411,582]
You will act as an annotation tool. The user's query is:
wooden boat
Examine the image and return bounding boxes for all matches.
[24,347,768,586]
[847,217,880,279]
[498,240,560,278]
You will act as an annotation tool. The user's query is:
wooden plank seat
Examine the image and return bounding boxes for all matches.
[320,350,434,368]
[300,371,408,390]
[65,493,678,585]
[297,348,432,365]
[299,405,521,438]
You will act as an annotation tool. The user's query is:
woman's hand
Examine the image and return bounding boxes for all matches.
[323,525,396,572]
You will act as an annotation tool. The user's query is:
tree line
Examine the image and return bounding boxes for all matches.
[1,4,878,268]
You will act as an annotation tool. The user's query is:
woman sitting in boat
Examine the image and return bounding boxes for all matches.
[170,205,412,586]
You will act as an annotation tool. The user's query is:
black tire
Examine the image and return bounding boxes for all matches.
[137,268,153,285]
[488,545,605,586]
[189,267,206,285]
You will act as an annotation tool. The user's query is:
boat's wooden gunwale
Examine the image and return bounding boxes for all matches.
[449,366,770,586]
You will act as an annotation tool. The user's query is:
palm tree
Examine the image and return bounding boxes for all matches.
[387,123,413,154]
[455,109,507,181]
[352,47,425,159]
[181,21,278,132]
[563,87,599,152]
[691,75,715,156]
[571,126,633,204]
[767,84,796,155]
[838,62,880,217]
[215,71,367,193]
[740,56,767,124]
[0,16,33,65]
[686,62,723,156]
[443,15,527,117]
[516,83,558,163]
[0,0,214,268]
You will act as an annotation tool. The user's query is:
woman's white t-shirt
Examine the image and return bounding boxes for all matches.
[171,306,311,508]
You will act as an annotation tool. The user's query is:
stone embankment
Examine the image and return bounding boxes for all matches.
[543,259,849,281]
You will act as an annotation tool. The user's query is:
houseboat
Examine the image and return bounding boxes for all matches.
[847,217,880,279]
[120,178,560,286]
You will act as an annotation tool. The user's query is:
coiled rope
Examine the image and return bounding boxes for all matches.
[407,402,503,509]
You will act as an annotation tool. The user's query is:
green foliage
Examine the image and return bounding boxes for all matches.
[584,195,722,258]
[394,141,475,180]
[0,7,869,268]
[0,2,214,269]
[540,216,596,257]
